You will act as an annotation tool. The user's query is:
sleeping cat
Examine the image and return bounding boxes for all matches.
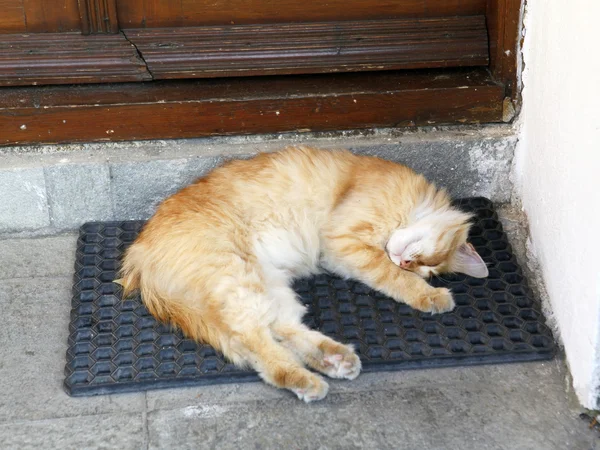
[117,146,488,402]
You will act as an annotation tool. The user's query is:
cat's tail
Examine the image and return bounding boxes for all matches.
[115,244,207,342]
[114,244,182,330]
[114,244,142,298]
[115,243,233,357]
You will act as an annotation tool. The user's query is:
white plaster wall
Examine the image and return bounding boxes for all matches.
[515,0,600,408]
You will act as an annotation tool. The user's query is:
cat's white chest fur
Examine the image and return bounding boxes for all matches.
[253,224,321,281]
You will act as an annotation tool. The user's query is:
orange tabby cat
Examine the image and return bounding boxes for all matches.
[118,146,488,402]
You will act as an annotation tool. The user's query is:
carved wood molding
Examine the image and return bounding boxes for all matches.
[78,0,119,34]
[124,16,489,79]
[0,33,150,86]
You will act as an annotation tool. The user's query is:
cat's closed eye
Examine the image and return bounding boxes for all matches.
[386,224,487,279]
[403,259,441,278]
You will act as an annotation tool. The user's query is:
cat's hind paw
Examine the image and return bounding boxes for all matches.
[322,347,362,380]
[413,287,455,314]
[292,376,329,403]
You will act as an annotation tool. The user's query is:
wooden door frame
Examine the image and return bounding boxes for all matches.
[487,0,523,104]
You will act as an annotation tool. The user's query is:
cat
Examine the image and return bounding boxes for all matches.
[117,146,488,402]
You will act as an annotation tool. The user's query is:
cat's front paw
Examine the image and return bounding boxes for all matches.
[412,287,455,314]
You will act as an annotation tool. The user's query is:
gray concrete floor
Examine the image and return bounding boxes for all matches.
[0,230,597,449]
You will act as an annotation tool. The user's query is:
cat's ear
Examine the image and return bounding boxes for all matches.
[453,243,488,278]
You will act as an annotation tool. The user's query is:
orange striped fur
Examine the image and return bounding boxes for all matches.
[118,146,487,401]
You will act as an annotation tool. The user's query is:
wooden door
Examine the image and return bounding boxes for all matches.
[1,0,491,84]
[118,0,490,80]
[0,0,522,145]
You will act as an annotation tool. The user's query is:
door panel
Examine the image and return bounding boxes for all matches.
[0,0,27,32]
[117,0,487,28]
[0,0,80,33]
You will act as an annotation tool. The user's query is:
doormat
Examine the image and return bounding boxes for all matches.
[64,197,555,396]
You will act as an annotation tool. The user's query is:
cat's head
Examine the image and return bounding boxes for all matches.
[385,206,488,279]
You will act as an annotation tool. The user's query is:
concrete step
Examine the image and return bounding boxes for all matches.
[0,125,516,236]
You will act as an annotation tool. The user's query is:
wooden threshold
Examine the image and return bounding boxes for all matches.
[124,17,489,79]
[0,32,150,86]
[0,68,505,146]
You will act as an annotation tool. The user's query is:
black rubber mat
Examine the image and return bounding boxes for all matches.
[65,197,555,396]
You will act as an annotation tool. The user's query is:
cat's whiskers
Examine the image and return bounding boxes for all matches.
[436,274,452,283]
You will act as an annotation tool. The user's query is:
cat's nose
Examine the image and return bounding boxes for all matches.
[400,259,411,269]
